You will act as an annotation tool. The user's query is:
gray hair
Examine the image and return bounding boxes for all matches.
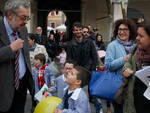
[4,0,30,15]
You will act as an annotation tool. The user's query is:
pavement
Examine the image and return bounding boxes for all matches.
[25,88,114,113]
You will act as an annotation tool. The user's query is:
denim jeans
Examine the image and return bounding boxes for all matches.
[93,96,102,113]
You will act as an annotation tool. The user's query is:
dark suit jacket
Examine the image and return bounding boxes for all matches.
[35,34,47,46]
[0,18,34,112]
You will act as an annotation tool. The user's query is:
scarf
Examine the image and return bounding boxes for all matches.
[136,48,150,69]
[30,43,37,51]
[117,36,135,54]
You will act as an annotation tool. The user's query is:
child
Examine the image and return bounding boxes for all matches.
[55,66,91,113]
[33,53,56,102]
[56,47,66,66]
[55,60,76,99]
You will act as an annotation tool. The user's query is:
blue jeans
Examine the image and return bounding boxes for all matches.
[93,96,102,113]
[107,101,111,107]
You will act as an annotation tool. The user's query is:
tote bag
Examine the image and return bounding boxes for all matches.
[90,70,123,101]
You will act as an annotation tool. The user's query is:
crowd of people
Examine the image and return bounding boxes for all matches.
[0,0,150,113]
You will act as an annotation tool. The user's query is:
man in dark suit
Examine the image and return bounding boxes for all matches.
[35,26,47,46]
[0,0,34,113]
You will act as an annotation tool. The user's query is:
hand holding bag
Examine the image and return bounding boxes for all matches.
[89,67,123,101]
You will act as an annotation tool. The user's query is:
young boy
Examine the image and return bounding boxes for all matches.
[55,60,75,99]
[55,66,91,113]
[33,53,56,101]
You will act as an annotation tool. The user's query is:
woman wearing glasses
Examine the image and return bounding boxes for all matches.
[105,18,137,113]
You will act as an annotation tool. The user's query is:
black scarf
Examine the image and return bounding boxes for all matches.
[64,90,73,109]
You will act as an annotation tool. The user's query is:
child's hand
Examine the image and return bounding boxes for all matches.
[47,88,53,93]
[56,56,59,59]
[96,64,105,71]
[55,108,62,113]
[99,65,105,70]
[51,81,55,86]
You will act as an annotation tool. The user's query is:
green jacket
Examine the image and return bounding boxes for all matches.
[122,45,137,113]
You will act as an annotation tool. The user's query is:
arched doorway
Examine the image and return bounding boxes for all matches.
[37,0,81,40]
[47,10,67,41]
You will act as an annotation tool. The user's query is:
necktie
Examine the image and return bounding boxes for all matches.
[64,90,73,109]
[12,32,20,90]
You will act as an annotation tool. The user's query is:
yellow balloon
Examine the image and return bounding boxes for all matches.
[34,97,62,113]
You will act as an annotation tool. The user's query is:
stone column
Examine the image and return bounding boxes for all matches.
[111,0,128,22]
[27,0,38,33]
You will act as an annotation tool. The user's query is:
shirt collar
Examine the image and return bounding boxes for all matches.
[62,74,66,81]
[70,88,81,100]
[4,16,14,36]
[64,85,69,91]
[64,86,81,100]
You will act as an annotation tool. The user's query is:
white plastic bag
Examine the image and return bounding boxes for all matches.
[48,62,60,76]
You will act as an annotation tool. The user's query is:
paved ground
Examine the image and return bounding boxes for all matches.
[25,89,114,113]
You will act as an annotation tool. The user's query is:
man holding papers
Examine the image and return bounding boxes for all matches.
[122,22,150,113]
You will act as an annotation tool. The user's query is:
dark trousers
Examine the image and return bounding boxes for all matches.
[112,101,123,113]
[0,75,27,113]
[134,77,150,113]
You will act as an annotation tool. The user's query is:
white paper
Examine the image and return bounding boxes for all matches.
[34,84,48,102]
[144,83,150,100]
[135,66,150,87]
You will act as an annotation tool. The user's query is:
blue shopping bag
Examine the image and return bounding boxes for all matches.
[90,71,123,101]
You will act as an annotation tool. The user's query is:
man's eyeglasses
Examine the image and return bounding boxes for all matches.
[118,28,129,32]
[13,12,31,21]
[17,15,31,21]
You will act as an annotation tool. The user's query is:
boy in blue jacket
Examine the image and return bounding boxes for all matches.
[55,66,91,113]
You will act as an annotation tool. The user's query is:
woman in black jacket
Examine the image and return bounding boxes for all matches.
[45,33,58,62]
[95,34,105,51]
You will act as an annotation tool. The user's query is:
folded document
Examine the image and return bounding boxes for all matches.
[135,66,150,87]
[144,83,150,100]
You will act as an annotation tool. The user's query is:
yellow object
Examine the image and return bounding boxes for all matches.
[34,97,62,113]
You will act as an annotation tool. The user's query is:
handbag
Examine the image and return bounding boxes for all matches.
[89,67,123,101]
